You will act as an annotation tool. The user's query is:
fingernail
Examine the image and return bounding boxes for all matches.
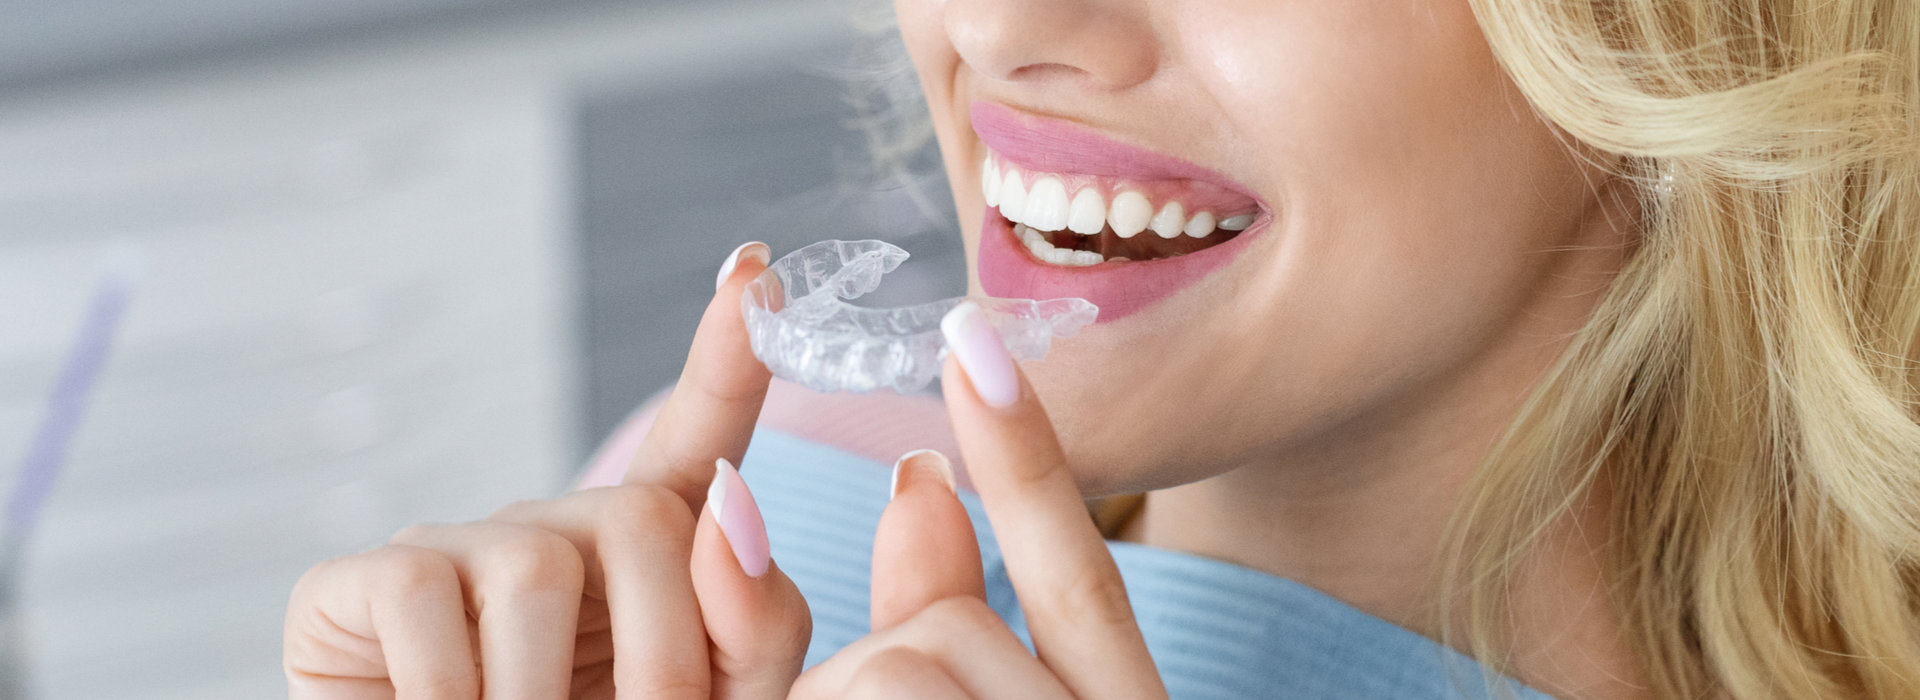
[890,449,957,500]
[715,241,771,291]
[707,458,771,578]
[940,301,1019,408]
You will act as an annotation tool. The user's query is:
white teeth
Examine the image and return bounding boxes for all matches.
[1018,223,1044,247]
[1067,189,1107,235]
[981,155,1000,207]
[1014,223,1106,267]
[1149,202,1186,239]
[1183,211,1216,238]
[998,170,1027,223]
[1024,177,1070,232]
[1108,191,1151,239]
[987,152,1257,242]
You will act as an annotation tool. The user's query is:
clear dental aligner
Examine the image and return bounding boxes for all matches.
[741,239,1098,394]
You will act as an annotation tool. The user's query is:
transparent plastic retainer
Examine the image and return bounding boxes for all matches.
[742,239,1098,394]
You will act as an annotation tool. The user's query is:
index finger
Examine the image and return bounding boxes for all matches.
[624,241,774,505]
[937,302,1165,699]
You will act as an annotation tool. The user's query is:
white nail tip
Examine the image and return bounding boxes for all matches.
[709,458,731,520]
[715,241,768,290]
[891,449,956,500]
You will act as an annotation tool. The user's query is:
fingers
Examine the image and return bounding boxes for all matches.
[937,302,1165,698]
[386,524,585,700]
[285,546,478,700]
[691,459,813,699]
[869,449,984,632]
[626,241,776,504]
[843,648,970,700]
[492,486,710,699]
[791,597,1070,700]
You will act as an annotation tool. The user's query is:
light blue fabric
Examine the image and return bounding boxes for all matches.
[738,428,1555,699]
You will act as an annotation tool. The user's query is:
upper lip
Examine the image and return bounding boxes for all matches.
[969,100,1265,206]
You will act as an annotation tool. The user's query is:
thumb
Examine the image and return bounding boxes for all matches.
[869,449,985,632]
[690,458,812,699]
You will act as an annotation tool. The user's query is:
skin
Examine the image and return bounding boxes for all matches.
[285,250,1166,698]
[285,0,1655,696]
[285,255,817,699]
[895,0,1647,696]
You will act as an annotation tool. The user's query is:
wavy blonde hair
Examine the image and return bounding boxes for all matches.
[851,0,1920,696]
[1446,0,1920,697]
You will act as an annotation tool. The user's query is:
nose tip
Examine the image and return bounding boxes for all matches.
[945,0,1157,92]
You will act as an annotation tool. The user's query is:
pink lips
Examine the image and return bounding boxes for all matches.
[970,101,1271,323]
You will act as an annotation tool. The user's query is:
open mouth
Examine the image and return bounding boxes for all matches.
[983,150,1259,267]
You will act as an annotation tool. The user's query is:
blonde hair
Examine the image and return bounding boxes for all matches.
[1447,0,1920,697]
[851,0,1920,695]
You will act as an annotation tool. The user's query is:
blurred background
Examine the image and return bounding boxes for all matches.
[0,1,962,696]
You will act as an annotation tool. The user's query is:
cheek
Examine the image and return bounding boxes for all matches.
[1031,2,1600,486]
[1204,0,1589,365]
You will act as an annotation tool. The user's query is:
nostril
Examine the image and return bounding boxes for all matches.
[945,0,1158,91]
[1008,62,1095,84]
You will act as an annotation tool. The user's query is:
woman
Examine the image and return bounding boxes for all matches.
[284,0,1920,697]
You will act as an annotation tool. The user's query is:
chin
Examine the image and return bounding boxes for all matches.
[1020,342,1232,498]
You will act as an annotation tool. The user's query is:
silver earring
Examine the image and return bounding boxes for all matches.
[1652,161,1676,197]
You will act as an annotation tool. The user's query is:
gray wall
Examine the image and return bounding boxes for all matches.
[574,53,962,443]
[0,0,616,88]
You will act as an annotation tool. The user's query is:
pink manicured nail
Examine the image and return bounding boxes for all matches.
[890,449,957,500]
[940,301,1020,408]
[707,458,771,578]
[714,241,771,291]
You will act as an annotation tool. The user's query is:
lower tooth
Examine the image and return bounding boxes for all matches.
[1018,222,1110,267]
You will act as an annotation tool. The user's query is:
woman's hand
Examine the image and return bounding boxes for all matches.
[791,303,1169,699]
[282,243,811,699]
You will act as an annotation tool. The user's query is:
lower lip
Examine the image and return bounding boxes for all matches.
[976,206,1261,323]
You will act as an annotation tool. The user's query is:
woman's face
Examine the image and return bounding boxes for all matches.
[896,0,1629,495]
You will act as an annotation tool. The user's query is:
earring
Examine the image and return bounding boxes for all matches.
[1651,160,1676,198]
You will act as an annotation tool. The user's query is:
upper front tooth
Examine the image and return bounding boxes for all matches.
[1024,177,1070,231]
[998,170,1028,223]
[1108,191,1151,238]
[981,155,1000,207]
[1184,211,1216,238]
[1066,189,1106,235]
[1149,202,1186,239]
[1219,213,1255,231]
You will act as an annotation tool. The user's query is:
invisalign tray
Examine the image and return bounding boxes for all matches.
[741,239,1098,393]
